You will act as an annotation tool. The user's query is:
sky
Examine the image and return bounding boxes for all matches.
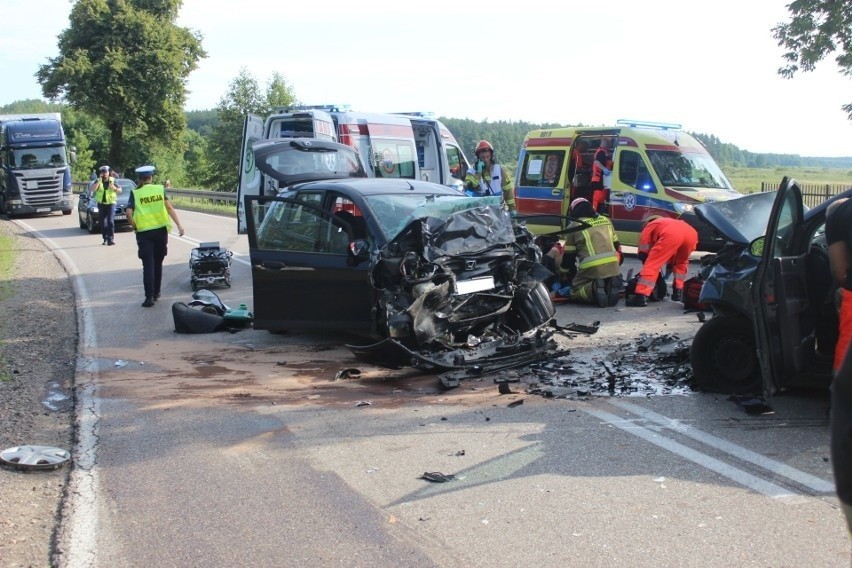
[2,0,851,157]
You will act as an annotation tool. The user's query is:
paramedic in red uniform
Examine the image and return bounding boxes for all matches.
[627,215,697,307]
[825,196,852,537]
[590,137,613,213]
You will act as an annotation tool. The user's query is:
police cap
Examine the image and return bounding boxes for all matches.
[99,165,110,173]
[135,165,155,177]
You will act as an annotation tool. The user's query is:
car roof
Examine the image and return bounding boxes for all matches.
[287,178,462,197]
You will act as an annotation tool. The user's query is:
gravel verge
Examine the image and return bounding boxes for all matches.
[0,219,77,568]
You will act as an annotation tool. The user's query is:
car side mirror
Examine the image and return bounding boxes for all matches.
[347,239,370,265]
[749,236,764,257]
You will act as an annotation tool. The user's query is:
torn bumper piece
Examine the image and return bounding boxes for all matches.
[347,328,560,373]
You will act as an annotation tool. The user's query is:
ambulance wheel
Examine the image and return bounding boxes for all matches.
[690,315,761,395]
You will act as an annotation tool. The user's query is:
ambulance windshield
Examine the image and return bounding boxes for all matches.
[647,150,733,191]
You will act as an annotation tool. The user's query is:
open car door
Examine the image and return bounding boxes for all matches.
[244,194,373,332]
[237,113,264,235]
[752,177,808,398]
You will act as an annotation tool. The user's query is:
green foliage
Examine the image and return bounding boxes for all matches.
[0,230,14,303]
[773,1,852,119]
[37,0,206,168]
[203,68,299,191]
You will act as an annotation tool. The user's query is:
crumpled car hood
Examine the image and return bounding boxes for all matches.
[694,190,779,245]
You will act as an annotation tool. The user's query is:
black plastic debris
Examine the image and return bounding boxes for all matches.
[507,399,524,408]
[355,400,373,407]
[563,321,601,334]
[334,368,362,380]
[421,471,456,483]
[498,382,513,395]
[729,395,775,415]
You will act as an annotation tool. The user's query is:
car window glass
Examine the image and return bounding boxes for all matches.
[773,189,799,258]
[445,146,464,181]
[520,151,565,187]
[254,198,348,255]
[331,195,367,241]
[619,150,656,193]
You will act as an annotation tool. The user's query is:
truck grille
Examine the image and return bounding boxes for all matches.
[13,170,64,206]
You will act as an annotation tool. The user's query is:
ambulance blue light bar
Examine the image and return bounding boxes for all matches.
[616,119,682,130]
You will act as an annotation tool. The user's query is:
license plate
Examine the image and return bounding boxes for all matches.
[115,214,126,220]
[456,276,495,295]
[36,208,50,213]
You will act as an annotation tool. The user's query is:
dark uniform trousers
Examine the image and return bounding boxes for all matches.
[135,227,168,298]
[99,202,116,242]
[833,345,852,535]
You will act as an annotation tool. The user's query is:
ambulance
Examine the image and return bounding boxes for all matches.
[513,120,742,250]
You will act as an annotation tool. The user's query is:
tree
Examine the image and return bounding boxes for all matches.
[203,68,298,191]
[36,0,206,172]
[773,1,852,119]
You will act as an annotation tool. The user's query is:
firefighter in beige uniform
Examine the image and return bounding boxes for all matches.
[464,140,516,217]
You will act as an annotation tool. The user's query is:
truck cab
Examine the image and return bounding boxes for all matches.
[514,120,741,250]
[0,113,74,217]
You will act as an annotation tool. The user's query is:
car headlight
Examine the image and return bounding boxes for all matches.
[673,202,694,214]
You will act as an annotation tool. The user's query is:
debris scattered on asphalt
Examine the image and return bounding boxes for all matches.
[451,450,465,456]
[421,471,456,483]
[498,382,513,395]
[114,360,127,368]
[523,332,693,400]
[507,399,524,408]
[355,400,372,407]
[276,361,287,366]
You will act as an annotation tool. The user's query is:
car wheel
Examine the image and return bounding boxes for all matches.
[690,315,761,395]
[62,209,72,216]
[78,211,86,229]
[86,213,97,234]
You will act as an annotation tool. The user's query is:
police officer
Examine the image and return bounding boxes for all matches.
[93,165,121,245]
[464,140,516,217]
[125,165,185,307]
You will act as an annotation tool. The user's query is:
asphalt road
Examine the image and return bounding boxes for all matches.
[12,207,851,567]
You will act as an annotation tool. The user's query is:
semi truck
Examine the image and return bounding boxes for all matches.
[0,113,75,217]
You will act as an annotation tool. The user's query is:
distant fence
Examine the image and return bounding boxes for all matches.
[72,182,237,207]
[760,182,851,208]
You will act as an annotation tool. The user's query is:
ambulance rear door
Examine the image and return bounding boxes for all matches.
[237,113,264,234]
[362,115,418,181]
[408,117,468,191]
[264,110,337,141]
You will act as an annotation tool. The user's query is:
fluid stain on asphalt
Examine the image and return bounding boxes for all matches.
[42,380,73,411]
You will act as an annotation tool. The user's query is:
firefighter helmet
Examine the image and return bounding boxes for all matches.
[474,140,494,156]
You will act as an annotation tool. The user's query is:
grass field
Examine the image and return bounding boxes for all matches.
[724,166,852,194]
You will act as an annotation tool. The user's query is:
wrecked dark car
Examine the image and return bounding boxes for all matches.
[244,149,558,371]
[690,177,852,397]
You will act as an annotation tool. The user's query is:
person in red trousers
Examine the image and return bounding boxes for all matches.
[627,215,698,307]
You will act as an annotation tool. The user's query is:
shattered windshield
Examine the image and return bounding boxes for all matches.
[647,149,733,191]
[363,194,507,240]
[10,147,67,169]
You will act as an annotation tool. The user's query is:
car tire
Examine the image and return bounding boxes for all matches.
[62,209,72,216]
[78,212,86,229]
[690,315,761,395]
[86,213,97,234]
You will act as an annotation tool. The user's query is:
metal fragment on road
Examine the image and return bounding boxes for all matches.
[0,445,71,471]
[421,471,456,483]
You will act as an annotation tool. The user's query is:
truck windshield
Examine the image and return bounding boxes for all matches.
[11,148,67,169]
[647,150,732,191]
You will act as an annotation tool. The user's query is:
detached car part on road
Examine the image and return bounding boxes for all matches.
[690,177,852,397]
[244,139,558,371]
